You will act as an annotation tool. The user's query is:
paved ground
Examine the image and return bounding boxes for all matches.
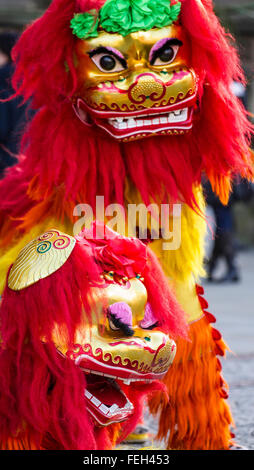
[120,249,254,450]
[203,250,254,450]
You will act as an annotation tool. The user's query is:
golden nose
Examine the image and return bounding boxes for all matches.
[105,278,148,323]
[128,73,166,104]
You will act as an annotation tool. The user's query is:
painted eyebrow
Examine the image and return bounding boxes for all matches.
[149,38,183,64]
[88,46,127,68]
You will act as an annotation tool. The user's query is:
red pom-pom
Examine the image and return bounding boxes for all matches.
[196,284,204,295]
[215,343,225,356]
[205,311,216,323]
[219,388,229,399]
[199,296,209,310]
[216,358,222,371]
[212,328,222,341]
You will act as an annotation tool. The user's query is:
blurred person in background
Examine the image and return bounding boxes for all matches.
[204,178,253,283]
[203,81,253,283]
[0,31,27,179]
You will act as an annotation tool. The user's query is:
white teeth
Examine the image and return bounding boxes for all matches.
[84,389,134,418]
[168,108,188,123]
[99,404,109,414]
[108,404,119,415]
[127,118,136,128]
[91,396,101,407]
[107,108,188,130]
[124,401,133,409]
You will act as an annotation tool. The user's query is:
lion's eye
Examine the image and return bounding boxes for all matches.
[88,47,127,73]
[150,38,182,67]
[153,45,179,66]
[108,316,121,331]
[99,55,117,71]
[107,303,134,337]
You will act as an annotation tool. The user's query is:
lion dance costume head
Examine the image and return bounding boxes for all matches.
[0,0,253,245]
[0,222,186,450]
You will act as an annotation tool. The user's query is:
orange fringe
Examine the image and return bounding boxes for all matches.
[0,434,39,450]
[149,285,234,450]
[208,147,254,207]
[0,424,121,450]
[209,173,232,206]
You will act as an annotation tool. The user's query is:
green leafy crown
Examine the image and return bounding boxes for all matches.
[70,0,182,40]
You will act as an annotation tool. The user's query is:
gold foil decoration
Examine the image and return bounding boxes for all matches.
[8,230,76,291]
[105,278,148,324]
[75,25,195,113]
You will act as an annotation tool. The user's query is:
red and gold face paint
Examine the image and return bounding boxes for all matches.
[73,25,198,141]
[53,273,176,426]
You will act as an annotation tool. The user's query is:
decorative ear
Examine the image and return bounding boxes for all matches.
[7,230,76,291]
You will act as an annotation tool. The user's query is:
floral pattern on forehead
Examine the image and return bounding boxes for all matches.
[71,0,182,40]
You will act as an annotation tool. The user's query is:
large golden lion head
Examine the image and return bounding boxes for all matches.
[72,0,197,141]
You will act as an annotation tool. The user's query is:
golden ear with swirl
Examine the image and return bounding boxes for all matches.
[8,230,76,291]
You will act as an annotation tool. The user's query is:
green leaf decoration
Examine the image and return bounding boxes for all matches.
[70,10,99,39]
[70,0,181,40]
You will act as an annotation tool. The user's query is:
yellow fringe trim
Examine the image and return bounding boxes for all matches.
[124,182,207,282]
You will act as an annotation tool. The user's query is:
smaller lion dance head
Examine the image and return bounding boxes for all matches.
[0,222,187,450]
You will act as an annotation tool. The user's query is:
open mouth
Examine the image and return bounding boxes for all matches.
[77,339,173,426]
[63,332,176,426]
[80,356,162,426]
[84,372,138,426]
[73,97,196,140]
